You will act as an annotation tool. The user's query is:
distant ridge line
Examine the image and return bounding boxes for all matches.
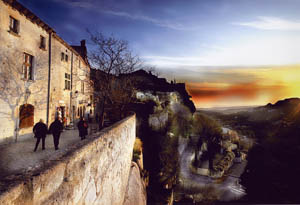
[197,105,260,110]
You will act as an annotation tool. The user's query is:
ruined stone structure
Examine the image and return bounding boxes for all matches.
[0,114,138,205]
[0,0,93,143]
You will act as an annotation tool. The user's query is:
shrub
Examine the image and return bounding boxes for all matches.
[134,137,143,152]
[239,138,253,152]
[133,137,143,162]
[169,103,192,137]
[192,113,223,140]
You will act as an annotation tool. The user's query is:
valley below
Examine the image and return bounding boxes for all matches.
[129,71,300,204]
[174,113,251,204]
[197,98,300,204]
[176,133,248,202]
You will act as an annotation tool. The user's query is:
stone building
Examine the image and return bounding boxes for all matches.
[0,0,93,143]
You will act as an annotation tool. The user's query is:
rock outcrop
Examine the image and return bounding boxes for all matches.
[131,69,196,113]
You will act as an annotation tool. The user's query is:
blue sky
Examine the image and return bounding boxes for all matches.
[19,0,300,107]
[19,0,300,66]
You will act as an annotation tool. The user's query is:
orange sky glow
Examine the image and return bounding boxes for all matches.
[185,65,300,108]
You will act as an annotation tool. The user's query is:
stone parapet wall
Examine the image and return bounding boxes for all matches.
[0,114,136,205]
[123,162,147,205]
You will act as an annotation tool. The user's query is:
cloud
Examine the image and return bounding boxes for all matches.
[233,16,300,31]
[157,66,263,85]
[52,0,94,8]
[183,65,300,108]
[143,56,205,67]
[187,81,287,108]
[53,0,188,30]
[146,33,300,67]
[187,82,283,99]
[102,10,188,30]
[67,1,93,8]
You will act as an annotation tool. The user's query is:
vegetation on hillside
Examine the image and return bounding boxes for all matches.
[203,98,300,203]
[133,137,143,163]
[192,113,223,140]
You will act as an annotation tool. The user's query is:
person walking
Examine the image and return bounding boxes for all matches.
[77,117,88,140]
[49,117,64,150]
[33,119,48,152]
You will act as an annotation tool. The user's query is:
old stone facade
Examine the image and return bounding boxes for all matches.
[0,0,93,143]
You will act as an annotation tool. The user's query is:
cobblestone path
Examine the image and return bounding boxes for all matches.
[0,123,98,179]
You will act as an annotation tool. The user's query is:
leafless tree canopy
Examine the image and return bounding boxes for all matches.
[89,32,141,76]
[88,31,144,123]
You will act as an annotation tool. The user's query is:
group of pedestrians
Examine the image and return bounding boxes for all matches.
[33,117,89,152]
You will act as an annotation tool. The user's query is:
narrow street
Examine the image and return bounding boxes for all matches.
[0,123,98,179]
[178,139,212,189]
[177,128,247,202]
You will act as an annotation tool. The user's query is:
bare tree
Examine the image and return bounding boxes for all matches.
[0,50,48,142]
[88,31,143,127]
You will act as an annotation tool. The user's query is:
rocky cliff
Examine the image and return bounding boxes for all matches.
[125,70,197,203]
[131,69,196,113]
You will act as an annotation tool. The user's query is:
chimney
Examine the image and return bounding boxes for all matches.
[80,40,86,47]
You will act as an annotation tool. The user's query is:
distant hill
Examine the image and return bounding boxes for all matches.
[200,97,300,203]
[198,106,257,114]
[257,98,300,124]
[265,97,300,110]
[266,97,300,107]
[201,97,300,135]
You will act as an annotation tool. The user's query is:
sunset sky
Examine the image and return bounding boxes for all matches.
[19,0,300,108]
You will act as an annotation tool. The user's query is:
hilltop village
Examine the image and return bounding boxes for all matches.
[0,0,250,204]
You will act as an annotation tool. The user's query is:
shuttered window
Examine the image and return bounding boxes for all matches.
[65,73,71,90]
[23,53,34,80]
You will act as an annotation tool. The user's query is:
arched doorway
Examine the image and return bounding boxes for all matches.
[19,104,34,129]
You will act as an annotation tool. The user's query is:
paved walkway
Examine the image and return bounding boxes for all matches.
[0,124,98,179]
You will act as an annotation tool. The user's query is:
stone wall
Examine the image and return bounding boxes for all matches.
[0,0,93,143]
[123,162,147,205]
[0,114,136,205]
[0,0,49,142]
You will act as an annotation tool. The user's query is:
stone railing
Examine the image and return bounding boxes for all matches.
[0,114,136,205]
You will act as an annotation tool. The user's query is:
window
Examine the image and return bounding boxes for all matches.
[61,52,68,62]
[81,81,84,93]
[9,16,19,34]
[19,104,34,129]
[65,73,71,90]
[40,35,46,49]
[23,53,34,80]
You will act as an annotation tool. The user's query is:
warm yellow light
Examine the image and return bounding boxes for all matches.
[187,65,300,108]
